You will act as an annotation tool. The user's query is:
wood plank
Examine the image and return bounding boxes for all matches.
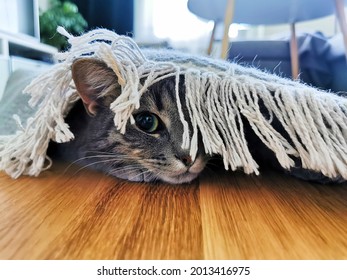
[0,162,346,259]
[200,169,347,259]
[0,162,202,259]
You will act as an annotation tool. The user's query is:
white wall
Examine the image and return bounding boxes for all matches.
[38,0,50,11]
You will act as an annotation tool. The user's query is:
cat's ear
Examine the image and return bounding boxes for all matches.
[71,58,118,116]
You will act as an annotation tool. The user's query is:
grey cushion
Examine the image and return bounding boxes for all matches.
[228,33,347,93]
[0,69,42,135]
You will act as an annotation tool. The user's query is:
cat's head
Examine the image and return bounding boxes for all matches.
[71,58,207,184]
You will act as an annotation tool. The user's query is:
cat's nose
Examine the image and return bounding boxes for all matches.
[176,155,193,167]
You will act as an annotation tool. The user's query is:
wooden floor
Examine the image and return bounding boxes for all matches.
[0,162,346,260]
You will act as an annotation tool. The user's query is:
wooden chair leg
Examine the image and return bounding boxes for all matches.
[334,0,347,61]
[221,0,235,59]
[207,21,217,55]
[289,23,300,80]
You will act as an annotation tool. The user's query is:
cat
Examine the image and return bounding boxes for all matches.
[48,58,343,184]
[49,58,208,184]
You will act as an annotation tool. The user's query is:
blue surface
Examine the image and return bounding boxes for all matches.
[188,0,346,24]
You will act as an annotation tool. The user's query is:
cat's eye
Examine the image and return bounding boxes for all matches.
[135,112,161,134]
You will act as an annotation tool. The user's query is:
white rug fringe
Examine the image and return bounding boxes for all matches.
[0,27,346,180]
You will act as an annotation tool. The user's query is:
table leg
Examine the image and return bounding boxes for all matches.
[334,0,347,62]
[207,21,217,55]
[289,23,300,80]
[221,0,235,59]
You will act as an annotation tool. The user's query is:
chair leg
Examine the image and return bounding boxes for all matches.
[289,23,300,80]
[207,21,217,55]
[334,0,347,62]
[221,0,235,59]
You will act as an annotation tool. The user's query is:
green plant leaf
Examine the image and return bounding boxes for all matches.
[40,0,88,50]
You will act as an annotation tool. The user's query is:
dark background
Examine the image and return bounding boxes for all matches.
[71,0,134,36]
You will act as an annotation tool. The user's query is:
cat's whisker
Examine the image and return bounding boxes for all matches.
[63,155,122,174]
[108,165,145,176]
[84,150,141,159]
[84,150,115,155]
[140,164,174,182]
[73,155,115,162]
[69,159,117,175]
[86,154,138,160]
[64,155,109,169]
[127,168,155,182]
[71,154,139,165]
[69,157,141,175]
[152,170,165,182]
[108,164,152,182]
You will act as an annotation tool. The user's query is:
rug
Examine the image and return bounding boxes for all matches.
[0,27,346,182]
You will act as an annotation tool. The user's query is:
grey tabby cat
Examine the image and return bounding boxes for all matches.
[50,58,208,184]
[48,58,343,184]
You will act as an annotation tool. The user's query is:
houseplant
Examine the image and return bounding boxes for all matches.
[40,0,88,50]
